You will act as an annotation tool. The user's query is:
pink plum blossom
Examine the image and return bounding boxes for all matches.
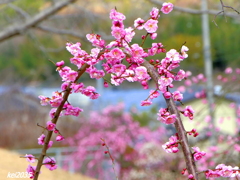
[134,18,145,30]
[111,74,124,86]
[160,114,177,124]
[124,27,135,43]
[183,106,194,120]
[108,48,126,61]
[56,60,64,67]
[205,164,240,179]
[70,57,84,69]
[180,45,189,58]
[111,64,126,75]
[112,20,124,29]
[56,135,65,141]
[216,164,235,177]
[174,69,186,81]
[86,34,105,48]
[82,86,97,97]
[111,27,126,39]
[225,67,233,74]
[82,86,99,99]
[109,9,126,21]
[89,68,105,79]
[188,174,194,179]
[162,135,179,153]
[49,92,63,108]
[49,108,57,119]
[149,90,160,99]
[158,76,173,87]
[150,7,159,19]
[141,80,149,89]
[70,82,84,93]
[150,32,157,40]
[161,2,174,14]
[144,19,158,33]
[25,154,35,163]
[205,169,221,179]
[166,49,183,63]
[197,73,205,80]
[65,70,78,82]
[148,43,163,56]
[66,42,82,56]
[172,91,183,101]
[185,79,192,86]
[236,68,240,74]
[38,134,45,145]
[141,100,152,106]
[163,91,172,99]
[43,157,58,171]
[177,86,186,93]
[135,66,150,80]
[192,147,206,161]
[46,121,56,131]
[26,165,36,179]
[104,81,109,88]
[130,44,147,63]
[47,141,53,149]
[61,82,69,91]
[64,104,83,116]
[157,108,177,124]
[38,95,50,106]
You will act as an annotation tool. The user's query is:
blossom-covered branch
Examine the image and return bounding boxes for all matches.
[24,2,240,180]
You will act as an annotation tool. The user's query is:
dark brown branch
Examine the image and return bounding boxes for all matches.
[142,60,198,179]
[220,0,240,15]
[33,63,89,180]
[220,0,227,22]
[212,0,240,26]
[0,0,77,43]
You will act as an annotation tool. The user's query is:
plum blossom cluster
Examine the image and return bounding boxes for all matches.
[157,108,177,124]
[162,135,180,153]
[181,105,195,120]
[65,103,166,179]
[32,3,174,178]
[162,137,206,164]
[24,154,57,179]
[192,147,206,161]
[186,129,199,137]
[205,164,240,179]
[30,2,240,179]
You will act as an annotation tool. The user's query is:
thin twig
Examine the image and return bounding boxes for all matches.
[101,138,119,180]
[213,0,240,26]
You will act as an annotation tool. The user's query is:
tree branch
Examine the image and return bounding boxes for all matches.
[212,0,240,26]
[35,25,114,41]
[142,60,198,179]
[35,25,86,39]
[33,63,89,180]
[148,0,240,18]
[0,0,77,43]
[0,0,16,4]
[7,3,30,18]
